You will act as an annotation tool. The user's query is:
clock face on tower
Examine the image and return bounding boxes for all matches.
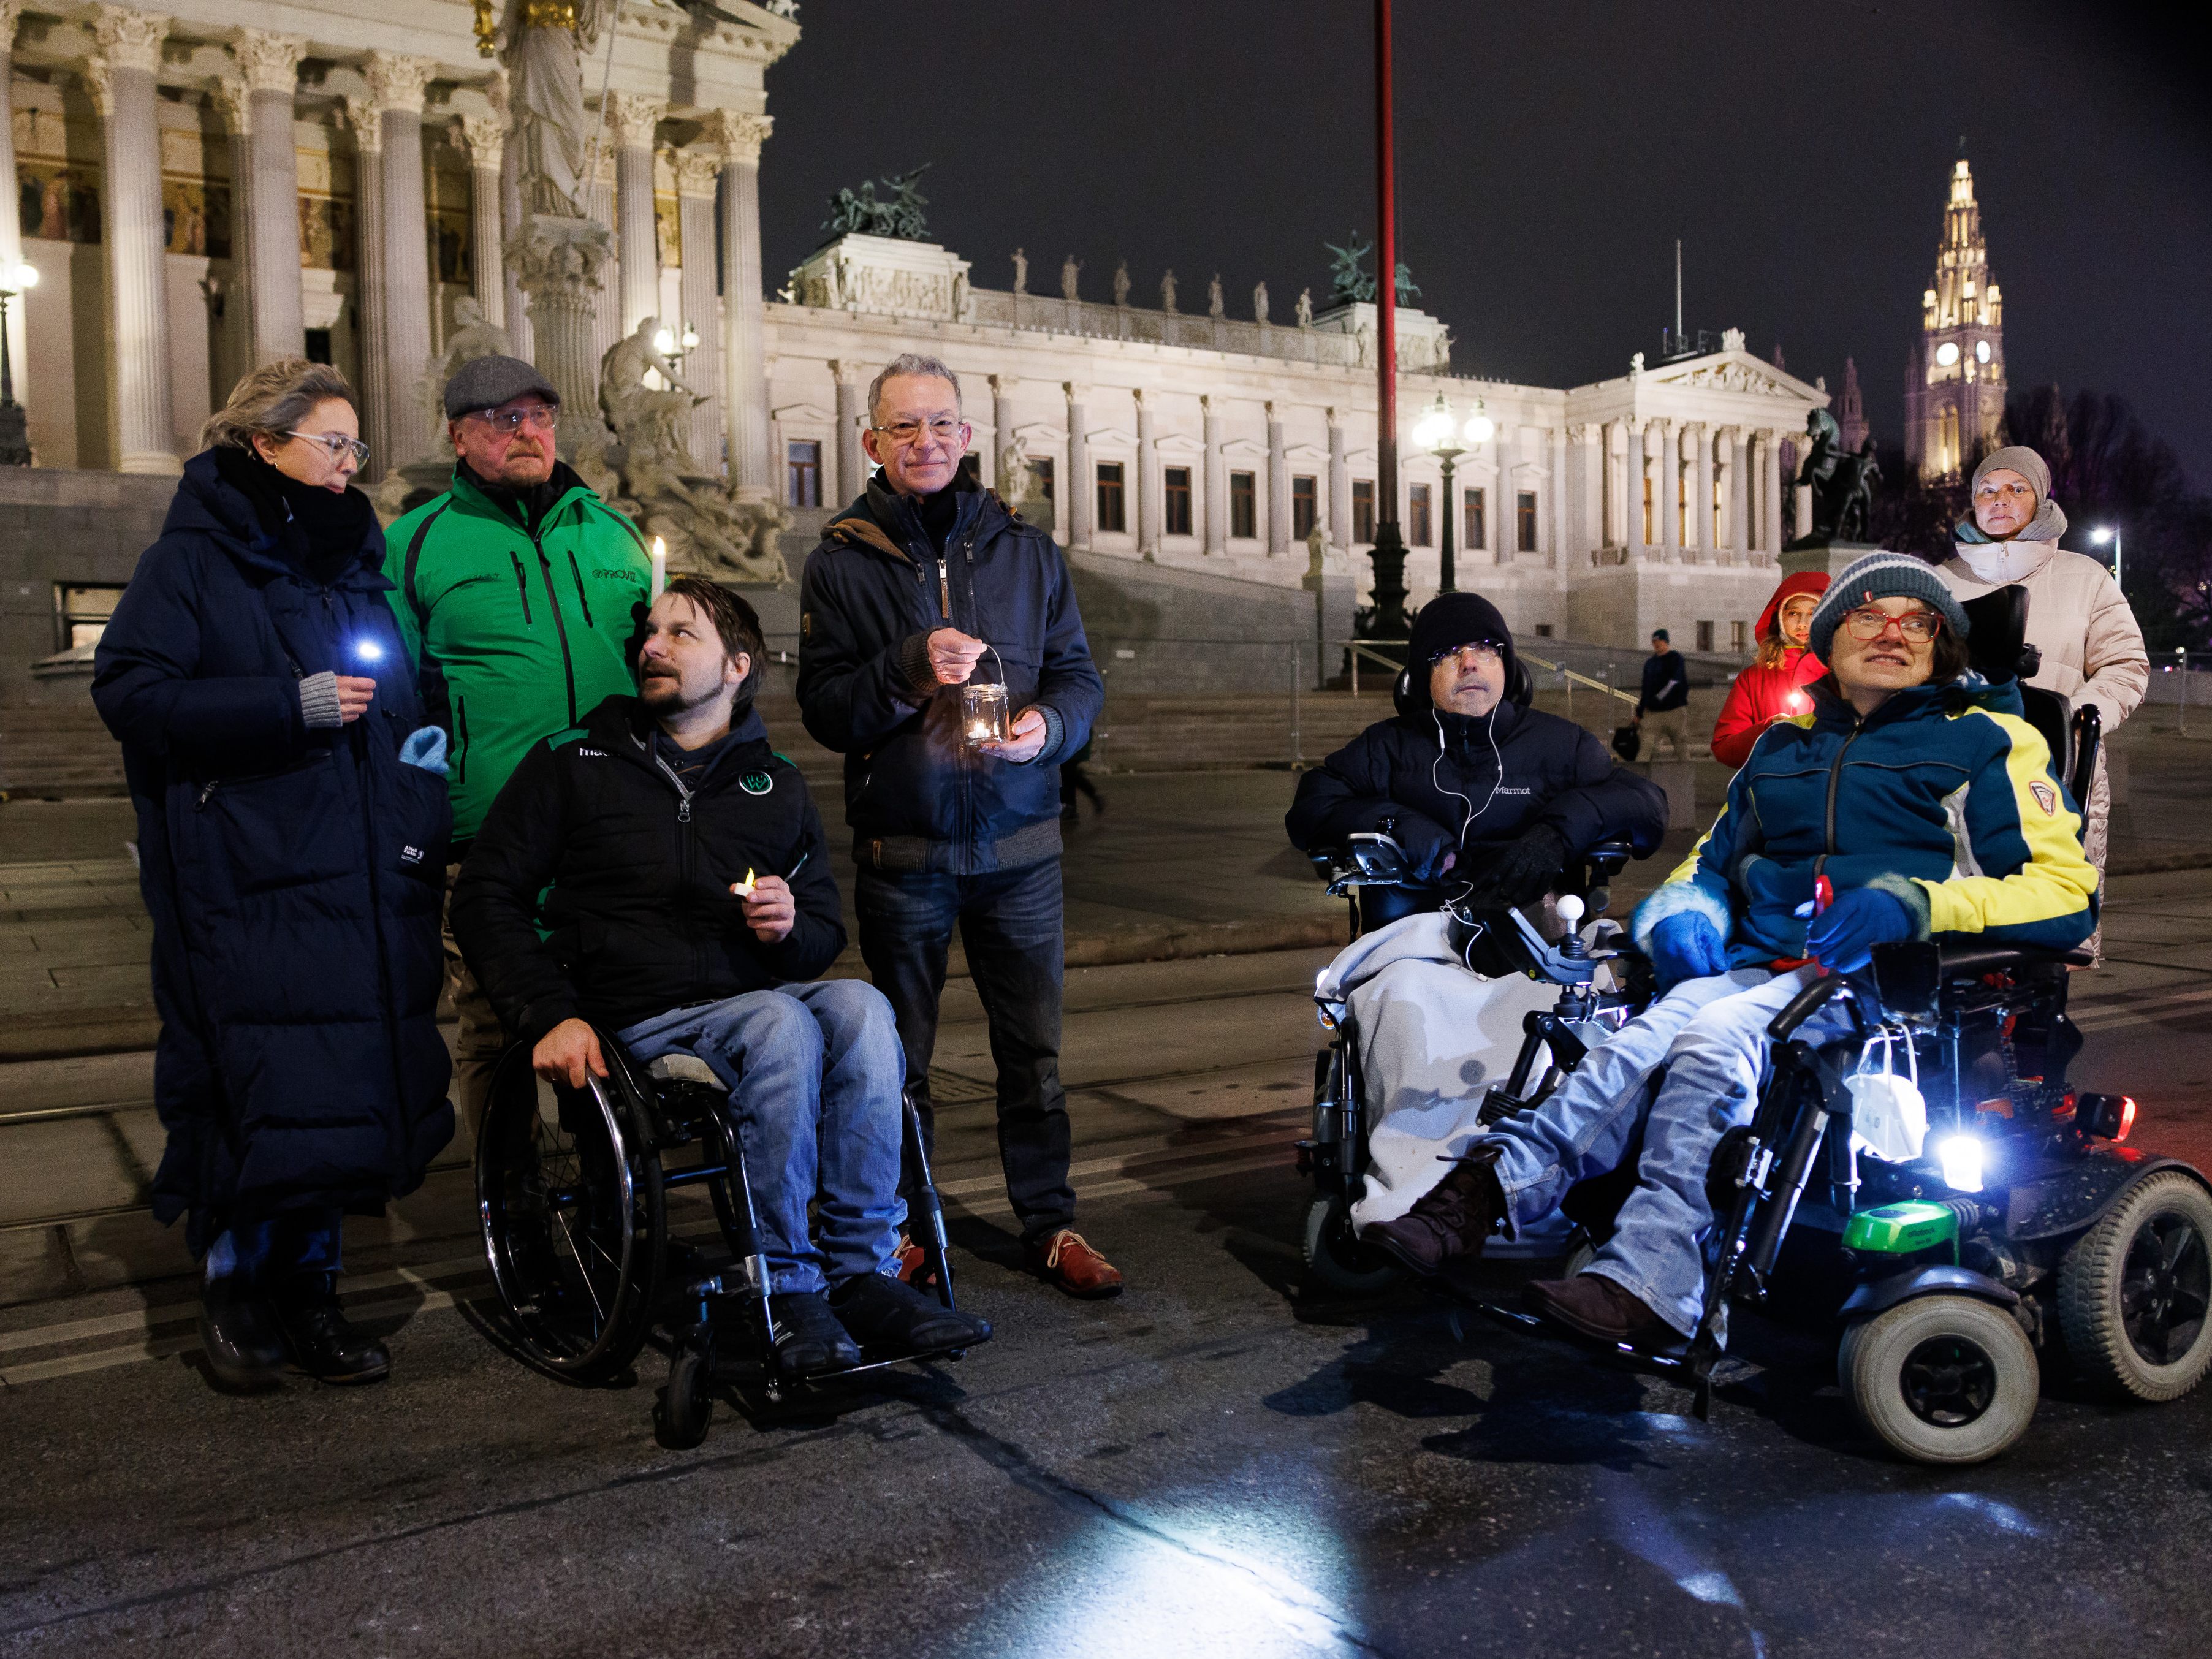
[1975,340,1992,363]
[1935,341,1961,367]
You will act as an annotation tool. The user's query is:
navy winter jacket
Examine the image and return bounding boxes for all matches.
[796,473,1104,875]
[91,451,454,1252]
[1286,697,1669,875]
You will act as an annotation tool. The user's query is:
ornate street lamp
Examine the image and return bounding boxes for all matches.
[1412,392,1494,594]
[0,260,38,468]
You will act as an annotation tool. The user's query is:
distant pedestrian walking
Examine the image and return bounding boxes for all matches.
[92,360,454,1392]
[1635,629,1690,760]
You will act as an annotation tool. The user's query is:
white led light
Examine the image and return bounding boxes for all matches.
[355,640,384,662]
[1937,1134,1984,1194]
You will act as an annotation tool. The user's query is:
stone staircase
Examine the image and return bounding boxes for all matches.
[0,705,129,799]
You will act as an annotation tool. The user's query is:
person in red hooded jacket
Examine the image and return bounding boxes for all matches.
[1709,571,1830,768]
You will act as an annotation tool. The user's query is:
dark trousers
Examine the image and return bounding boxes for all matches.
[854,857,1075,1241]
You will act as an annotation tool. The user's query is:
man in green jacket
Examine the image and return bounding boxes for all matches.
[386,355,653,1129]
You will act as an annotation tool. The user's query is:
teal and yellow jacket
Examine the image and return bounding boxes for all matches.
[1633,674,2097,963]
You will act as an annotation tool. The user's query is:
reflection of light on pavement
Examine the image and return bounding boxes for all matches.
[1013,1500,1363,1658]
[1601,1473,1767,1657]
[1937,1492,2041,1536]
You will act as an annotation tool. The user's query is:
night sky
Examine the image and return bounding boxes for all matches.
[756,1,2212,488]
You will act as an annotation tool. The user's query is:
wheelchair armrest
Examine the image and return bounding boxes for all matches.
[1583,840,1633,881]
[1872,938,2091,1019]
[2068,703,2102,808]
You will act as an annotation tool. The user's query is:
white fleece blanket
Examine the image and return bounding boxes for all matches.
[1321,912,1562,1229]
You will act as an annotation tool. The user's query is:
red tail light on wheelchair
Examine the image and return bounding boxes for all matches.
[2075,1092,2137,1142]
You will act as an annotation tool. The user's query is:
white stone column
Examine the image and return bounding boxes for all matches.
[1725,427,1749,561]
[1690,423,1714,563]
[1065,381,1092,549]
[585,148,620,394]
[1548,427,1568,564]
[672,146,722,474]
[1654,418,1679,561]
[1326,410,1350,554]
[1760,428,1784,558]
[497,97,531,360]
[1264,401,1289,555]
[989,373,1015,496]
[367,54,435,468]
[1493,426,1516,562]
[830,360,864,504]
[608,93,664,336]
[1624,422,1649,556]
[213,78,256,379]
[1602,420,1625,547]
[0,2,26,411]
[708,112,772,498]
[344,97,387,469]
[1573,424,1602,559]
[88,7,177,474]
[1135,388,1159,556]
[234,29,306,365]
[457,116,506,333]
[1201,393,1225,555]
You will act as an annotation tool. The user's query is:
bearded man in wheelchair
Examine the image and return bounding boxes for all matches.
[1285,593,1670,1268]
[1424,554,2099,1348]
[451,577,989,1378]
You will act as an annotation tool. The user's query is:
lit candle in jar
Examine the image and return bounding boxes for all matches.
[963,681,1010,746]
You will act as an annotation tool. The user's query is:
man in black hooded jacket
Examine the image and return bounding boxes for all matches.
[1288,593,1665,903]
[1286,592,1667,1269]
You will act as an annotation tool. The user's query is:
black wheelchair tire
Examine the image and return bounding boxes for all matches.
[2057,1170,2212,1403]
[476,1042,666,1384]
[1840,1294,2039,1466]
[655,1339,715,1450]
[1301,1193,1403,1296]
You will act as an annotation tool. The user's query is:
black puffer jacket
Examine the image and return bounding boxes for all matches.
[796,471,1104,875]
[1287,697,1668,877]
[451,696,845,1043]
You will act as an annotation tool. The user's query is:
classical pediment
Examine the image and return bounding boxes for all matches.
[772,401,835,425]
[1644,350,1824,403]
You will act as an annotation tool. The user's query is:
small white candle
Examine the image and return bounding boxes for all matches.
[650,536,667,599]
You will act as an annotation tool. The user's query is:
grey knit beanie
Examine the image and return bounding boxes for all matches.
[1971,445,2051,509]
[1806,552,1971,660]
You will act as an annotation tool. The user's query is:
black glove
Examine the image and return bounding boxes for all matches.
[1459,823,1572,910]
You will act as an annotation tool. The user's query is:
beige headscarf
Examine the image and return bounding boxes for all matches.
[1957,443,2069,552]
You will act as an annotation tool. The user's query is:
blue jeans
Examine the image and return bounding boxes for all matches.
[203,1207,344,1291]
[855,859,1076,1240]
[618,979,906,1296]
[1481,966,1856,1336]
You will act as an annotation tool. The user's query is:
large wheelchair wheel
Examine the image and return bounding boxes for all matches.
[2057,1170,2212,1402]
[1841,1294,2039,1465]
[1302,1193,1402,1296]
[476,1042,666,1383]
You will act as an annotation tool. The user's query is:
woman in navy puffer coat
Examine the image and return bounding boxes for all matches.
[92,360,452,1389]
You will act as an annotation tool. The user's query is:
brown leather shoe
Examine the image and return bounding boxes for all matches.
[1360,1144,1506,1277]
[1025,1228,1124,1299]
[1524,1272,1677,1346]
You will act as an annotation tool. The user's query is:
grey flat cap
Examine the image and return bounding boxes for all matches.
[443,355,561,419]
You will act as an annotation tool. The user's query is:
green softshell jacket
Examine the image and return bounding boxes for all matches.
[385,465,653,843]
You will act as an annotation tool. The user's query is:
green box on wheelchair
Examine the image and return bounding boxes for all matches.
[1841,1200,1959,1256]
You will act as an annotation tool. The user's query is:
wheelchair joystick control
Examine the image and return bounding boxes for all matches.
[1555,893,1587,960]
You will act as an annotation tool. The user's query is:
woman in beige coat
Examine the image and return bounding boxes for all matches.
[1937,444,2147,894]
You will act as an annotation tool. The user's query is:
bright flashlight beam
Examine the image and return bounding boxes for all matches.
[355,640,384,663]
[1937,1134,1984,1194]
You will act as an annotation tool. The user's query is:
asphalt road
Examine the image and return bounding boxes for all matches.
[4,871,2211,1658]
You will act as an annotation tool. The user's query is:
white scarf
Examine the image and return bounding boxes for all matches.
[1952,539,2058,584]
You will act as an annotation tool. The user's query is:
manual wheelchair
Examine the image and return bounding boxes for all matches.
[1296,827,1652,1293]
[473,1027,975,1449]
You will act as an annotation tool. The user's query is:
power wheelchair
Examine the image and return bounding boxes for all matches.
[1296,825,1652,1293]
[473,1027,975,1449]
[1487,584,2212,1463]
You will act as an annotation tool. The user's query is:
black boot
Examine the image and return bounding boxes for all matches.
[767,1291,862,1376]
[272,1278,391,1384]
[199,1276,287,1391]
[830,1271,992,1353]
[1361,1144,1508,1276]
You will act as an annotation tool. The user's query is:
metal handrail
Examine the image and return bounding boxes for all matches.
[1328,640,1639,707]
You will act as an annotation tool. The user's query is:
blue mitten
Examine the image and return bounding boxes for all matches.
[400,726,449,777]
[1805,887,1911,973]
[1649,911,1729,992]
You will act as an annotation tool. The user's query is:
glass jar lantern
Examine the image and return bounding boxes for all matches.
[963,682,1010,746]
